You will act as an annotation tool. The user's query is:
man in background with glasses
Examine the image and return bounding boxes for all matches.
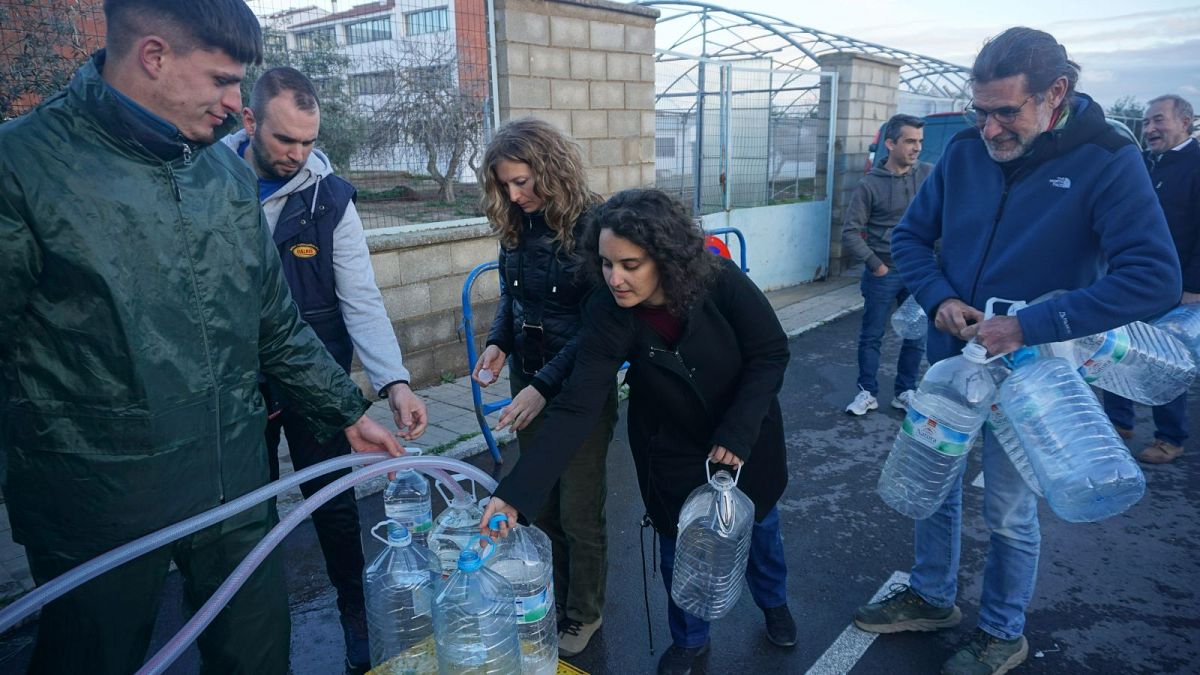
[852,26,1180,675]
[1103,94,1200,465]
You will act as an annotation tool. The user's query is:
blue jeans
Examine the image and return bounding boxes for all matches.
[910,429,1040,640]
[658,506,789,648]
[858,268,925,396]
[1103,390,1188,447]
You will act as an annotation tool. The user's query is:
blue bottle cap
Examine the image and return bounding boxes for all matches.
[457,549,483,572]
[387,523,411,546]
[1010,347,1038,368]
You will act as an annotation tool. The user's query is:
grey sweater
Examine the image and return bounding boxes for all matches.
[841,162,933,271]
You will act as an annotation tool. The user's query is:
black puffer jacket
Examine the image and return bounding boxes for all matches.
[486,212,594,397]
[1145,139,1200,293]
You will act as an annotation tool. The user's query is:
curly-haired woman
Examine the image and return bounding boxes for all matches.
[482,188,796,674]
[471,117,619,657]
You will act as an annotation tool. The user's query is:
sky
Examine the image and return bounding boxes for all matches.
[637,0,1200,109]
[254,0,1200,110]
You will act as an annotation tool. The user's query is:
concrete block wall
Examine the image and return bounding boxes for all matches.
[814,53,901,276]
[494,0,659,194]
[352,223,501,392]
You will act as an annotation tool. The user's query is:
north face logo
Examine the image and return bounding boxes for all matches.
[1049,177,1071,189]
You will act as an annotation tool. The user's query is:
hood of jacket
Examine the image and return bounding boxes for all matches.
[223,128,337,227]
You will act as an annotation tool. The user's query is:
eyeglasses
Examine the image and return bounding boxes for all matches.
[963,94,1036,127]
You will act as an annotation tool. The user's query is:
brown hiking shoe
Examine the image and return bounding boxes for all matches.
[1138,439,1183,464]
[853,584,961,633]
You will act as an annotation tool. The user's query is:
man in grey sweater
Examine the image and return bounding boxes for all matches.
[841,114,933,415]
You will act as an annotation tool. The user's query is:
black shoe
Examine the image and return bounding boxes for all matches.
[763,604,797,647]
[340,607,371,675]
[657,642,710,675]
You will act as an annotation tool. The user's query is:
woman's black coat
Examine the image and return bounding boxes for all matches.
[494,257,790,536]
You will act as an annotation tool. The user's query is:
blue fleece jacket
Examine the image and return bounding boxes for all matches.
[892,94,1181,363]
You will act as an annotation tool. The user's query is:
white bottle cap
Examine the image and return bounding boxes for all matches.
[477,369,494,384]
[961,341,989,363]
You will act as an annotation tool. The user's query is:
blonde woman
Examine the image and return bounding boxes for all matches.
[472,117,618,656]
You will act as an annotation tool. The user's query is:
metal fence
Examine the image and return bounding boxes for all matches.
[0,0,496,229]
[653,52,835,216]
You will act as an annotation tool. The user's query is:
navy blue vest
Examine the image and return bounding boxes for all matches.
[273,175,357,373]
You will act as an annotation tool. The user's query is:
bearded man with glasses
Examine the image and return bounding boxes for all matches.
[851,26,1180,675]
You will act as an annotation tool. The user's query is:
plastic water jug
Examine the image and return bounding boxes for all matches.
[670,462,755,621]
[1000,348,1145,522]
[363,522,441,674]
[1154,303,1200,362]
[485,514,557,675]
[428,481,486,576]
[878,341,996,519]
[985,362,1044,497]
[433,537,522,674]
[1072,321,1194,406]
[891,295,927,340]
[383,449,434,546]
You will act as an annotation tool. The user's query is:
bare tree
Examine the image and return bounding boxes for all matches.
[359,43,488,203]
[0,0,101,120]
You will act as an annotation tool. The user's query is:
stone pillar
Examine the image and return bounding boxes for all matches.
[815,53,901,276]
[493,0,659,193]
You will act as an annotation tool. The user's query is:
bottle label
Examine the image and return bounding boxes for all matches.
[901,407,973,456]
[1079,329,1130,383]
[390,509,433,534]
[514,581,553,624]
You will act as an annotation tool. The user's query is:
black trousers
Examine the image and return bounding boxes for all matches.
[266,404,366,615]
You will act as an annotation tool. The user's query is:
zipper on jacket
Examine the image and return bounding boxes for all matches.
[165,164,182,201]
[180,140,193,166]
[967,166,1029,305]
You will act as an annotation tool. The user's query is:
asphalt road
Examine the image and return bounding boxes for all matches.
[1,308,1197,674]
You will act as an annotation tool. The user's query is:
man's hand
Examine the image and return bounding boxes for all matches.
[1182,292,1200,305]
[874,263,890,277]
[934,298,984,340]
[496,385,546,431]
[472,345,507,387]
[387,383,427,440]
[709,444,743,468]
[965,315,1025,356]
[480,495,519,538]
[344,414,404,457]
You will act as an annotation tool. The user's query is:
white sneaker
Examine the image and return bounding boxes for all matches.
[892,390,916,411]
[846,389,878,415]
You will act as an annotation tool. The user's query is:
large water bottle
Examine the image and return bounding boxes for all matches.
[363,522,441,674]
[985,362,1044,497]
[1000,348,1145,522]
[1072,321,1194,406]
[433,537,522,674]
[1153,303,1200,362]
[384,449,434,546]
[485,514,557,675]
[891,295,928,340]
[670,462,755,621]
[877,341,996,519]
[428,482,486,576]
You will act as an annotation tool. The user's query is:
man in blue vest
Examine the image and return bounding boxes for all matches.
[224,67,428,674]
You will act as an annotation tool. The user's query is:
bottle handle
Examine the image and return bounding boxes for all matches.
[705,458,743,486]
[467,534,497,564]
[487,513,509,531]
[370,520,402,546]
[434,473,480,507]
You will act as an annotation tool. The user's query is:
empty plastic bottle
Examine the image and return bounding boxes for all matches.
[384,449,434,546]
[433,537,521,674]
[428,484,486,576]
[877,341,996,519]
[670,462,755,621]
[485,514,557,675]
[363,522,441,674]
[1000,348,1145,522]
[984,362,1043,497]
[1153,303,1200,362]
[891,295,928,340]
[1071,321,1195,406]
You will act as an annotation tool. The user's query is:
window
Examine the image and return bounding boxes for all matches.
[407,64,453,90]
[294,26,335,50]
[350,71,394,96]
[405,7,448,36]
[346,17,392,44]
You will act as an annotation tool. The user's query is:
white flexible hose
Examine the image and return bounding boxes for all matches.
[136,455,497,675]
[0,451,473,634]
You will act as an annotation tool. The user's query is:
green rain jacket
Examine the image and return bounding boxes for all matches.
[0,54,371,558]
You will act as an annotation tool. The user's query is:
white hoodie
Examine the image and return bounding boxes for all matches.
[223,129,410,392]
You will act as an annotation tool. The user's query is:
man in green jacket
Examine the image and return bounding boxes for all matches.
[0,1,403,672]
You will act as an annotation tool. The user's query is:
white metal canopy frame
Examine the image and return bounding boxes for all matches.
[634,0,971,101]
